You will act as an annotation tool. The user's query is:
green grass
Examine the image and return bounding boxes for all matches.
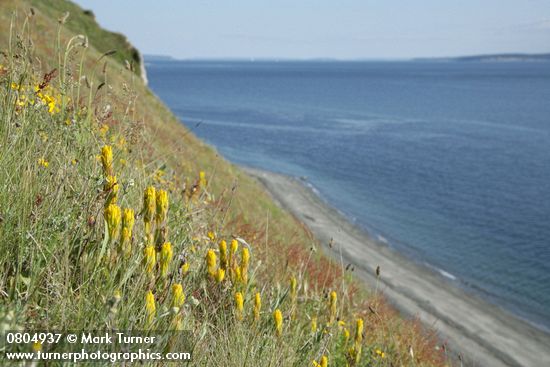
[28,0,143,77]
[0,2,449,366]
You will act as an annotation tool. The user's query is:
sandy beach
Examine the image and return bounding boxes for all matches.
[244,167,550,367]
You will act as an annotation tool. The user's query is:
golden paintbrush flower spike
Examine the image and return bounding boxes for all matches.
[354,318,363,346]
[199,171,207,188]
[144,245,156,274]
[290,276,297,302]
[104,204,121,241]
[37,157,49,168]
[230,239,238,254]
[311,316,318,333]
[160,242,173,277]
[348,317,364,364]
[253,292,261,321]
[206,249,217,278]
[122,208,135,234]
[171,283,185,308]
[343,328,350,343]
[181,262,190,276]
[121,209,133,254]
[101,145,113,175]
[121,227,131,252]
[234,266,242,284]
[273,309,283,337]
[104,175,118,206]
[312,356,328,367]
[229,239,238,270]
[329,291,337,325]
[155,189,168,224]
[215,268,225,283]
[219,240,228,270]
[207,231,216,241]
[240,247,250,284]
[143,186,156,235]
[235,292,244,321]
[145,290,156,325]
[120,208,134,255]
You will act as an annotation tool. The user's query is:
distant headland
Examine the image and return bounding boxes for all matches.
[415,53,550,62]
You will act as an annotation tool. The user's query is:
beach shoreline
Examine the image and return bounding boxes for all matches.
[243,166,550,367]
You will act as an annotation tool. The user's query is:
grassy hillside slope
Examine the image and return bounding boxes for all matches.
[0,1,447,365]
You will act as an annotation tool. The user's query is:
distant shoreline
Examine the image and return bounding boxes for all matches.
[145,52,550,63]
[243,166,550,367]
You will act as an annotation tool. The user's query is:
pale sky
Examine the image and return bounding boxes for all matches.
[73,0,550,59]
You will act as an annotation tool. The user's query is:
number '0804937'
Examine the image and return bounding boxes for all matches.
[6,332,63,344]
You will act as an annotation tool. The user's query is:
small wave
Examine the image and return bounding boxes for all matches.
[304,181,321,196]
[437,268,457,281]
[376,235,389,244]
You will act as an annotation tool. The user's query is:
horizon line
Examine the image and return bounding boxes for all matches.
[143,51,550,63]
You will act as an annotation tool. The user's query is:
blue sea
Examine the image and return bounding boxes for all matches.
[146,59,550,331]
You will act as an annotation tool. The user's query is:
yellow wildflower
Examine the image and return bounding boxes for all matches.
[312,356,328,367]
[253,292,261,321]
[37,157,49,168]
[354,318,364,346]
[104,175,118,205]
[181,262,190,276]
[219,240,228,270]
[215,268,225,283]
[104,204,121,241]
[122,208,135,235]
[348,346,361,365]
[117,136,127,150]
[171,283,185,308]
[155,189,168,224]
[329,291,337,324]
[145,290,156,325]
[240,247,250,284]
[230,239,238,254]
[206,249,217,278]
[290,276,297,302]
[46,95,58,114]
[99,124,109,137]
[235,292,244,321]
[32,342,42,352]
[207,231,216,241]
[113,290,122,302]
[343,328,350,343]
[143,186,156,235]
[199,171,207,188]
[10,82,19,90]
[101,145,113,176]
[159,242,173,277]
[144,245,156,274]
[229,238,238,268]
[311,316,318,333]
[375,349,385,358]
[234,266,242,284]
[273,309,283,337]
[120,227,131,254]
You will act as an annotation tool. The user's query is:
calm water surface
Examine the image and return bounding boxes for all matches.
[146,60,550,331]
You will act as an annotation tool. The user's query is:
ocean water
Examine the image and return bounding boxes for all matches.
[146,60,550,331]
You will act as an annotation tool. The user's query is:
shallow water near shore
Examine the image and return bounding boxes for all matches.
[146,59,550,332]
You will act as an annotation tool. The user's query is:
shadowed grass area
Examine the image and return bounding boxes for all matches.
[0,1,448,366]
